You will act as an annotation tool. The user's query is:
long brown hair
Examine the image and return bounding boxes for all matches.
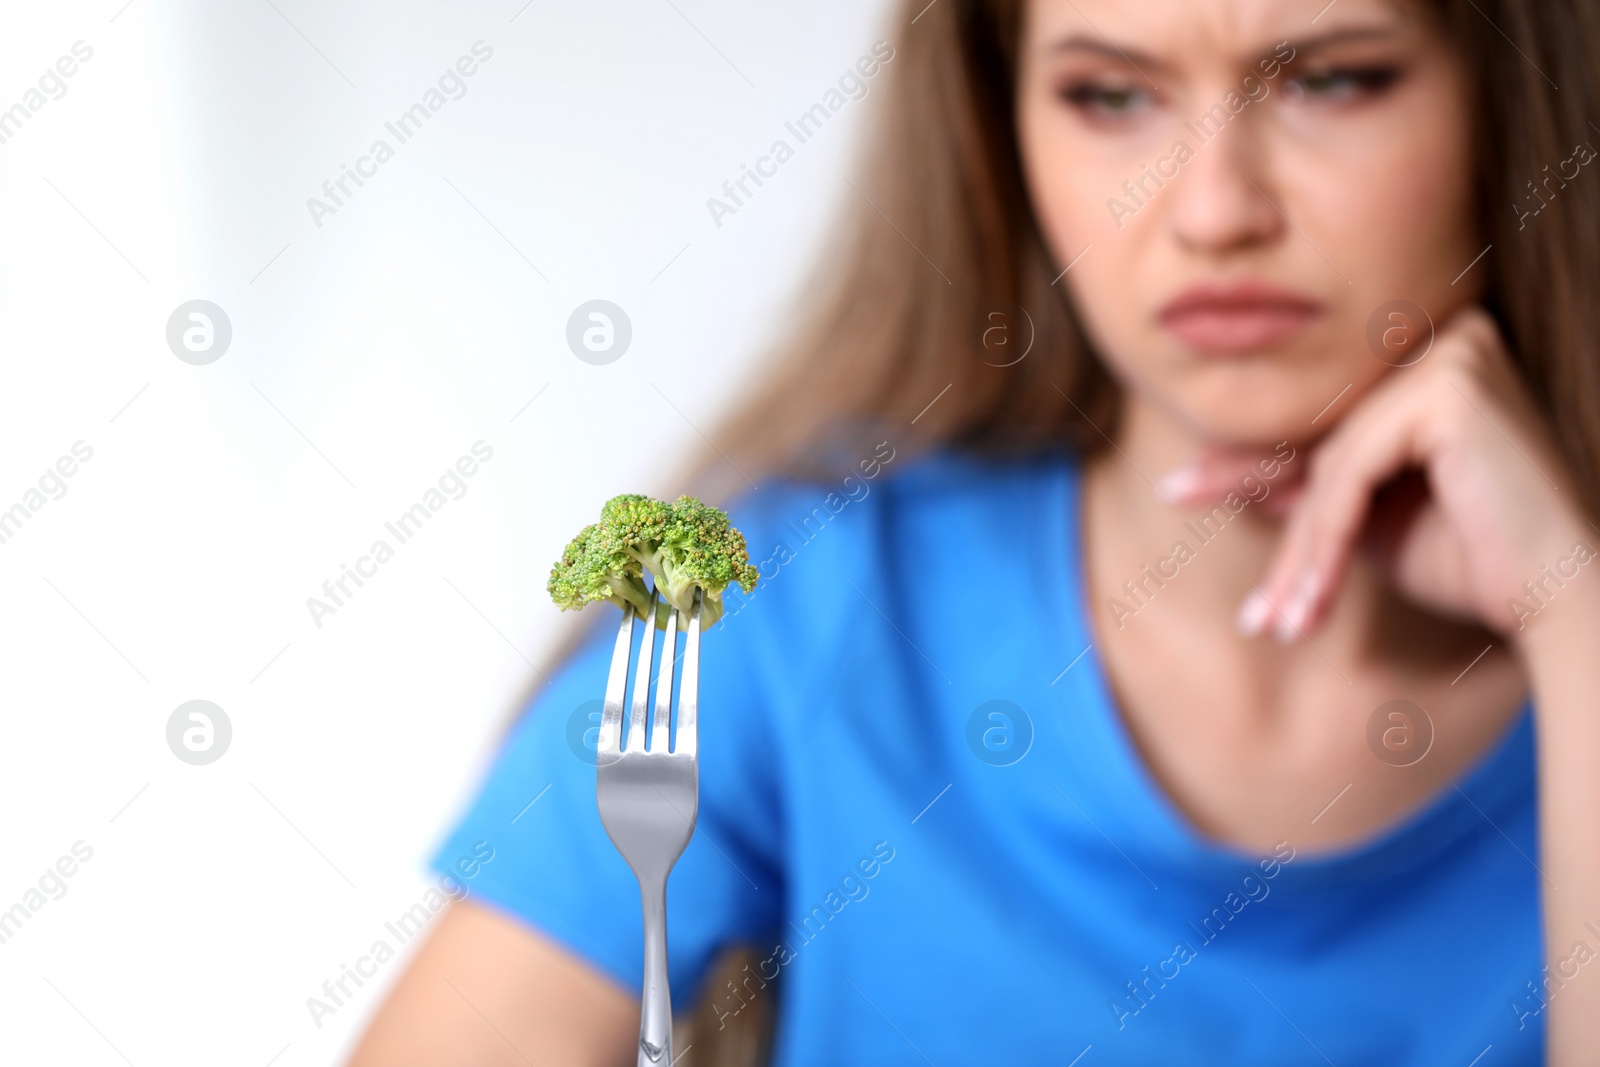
[682,0,1600,515]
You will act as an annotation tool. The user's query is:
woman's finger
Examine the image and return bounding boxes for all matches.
[1155,444,1306,515]
[1240,380,1425,640]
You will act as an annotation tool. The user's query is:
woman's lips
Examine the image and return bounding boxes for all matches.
[1158,284,1324,354]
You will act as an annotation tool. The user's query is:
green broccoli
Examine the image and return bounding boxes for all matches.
[545,521,654,620]
[547,493,758,630]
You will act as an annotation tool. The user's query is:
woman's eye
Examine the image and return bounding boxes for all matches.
[1285,66,1400,102]
[1059,83,1153,117]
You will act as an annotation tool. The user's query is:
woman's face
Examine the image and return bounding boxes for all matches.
[1016,0,1480,449]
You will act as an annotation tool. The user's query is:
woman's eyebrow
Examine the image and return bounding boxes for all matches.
[1049,34,1166,73]
[1282,24,1406,57]
[1047,24,1403,68]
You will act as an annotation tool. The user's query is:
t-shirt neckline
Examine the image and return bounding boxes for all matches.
[1039,449,1536,883]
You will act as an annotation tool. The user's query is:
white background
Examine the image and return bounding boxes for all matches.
[0,0,891,1062]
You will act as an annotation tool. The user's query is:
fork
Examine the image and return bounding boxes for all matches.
[596,585,702,1066]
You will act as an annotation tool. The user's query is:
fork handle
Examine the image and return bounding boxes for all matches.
[637,874,673,1065]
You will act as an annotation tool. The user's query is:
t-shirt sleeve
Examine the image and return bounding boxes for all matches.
[429,518,788,1007]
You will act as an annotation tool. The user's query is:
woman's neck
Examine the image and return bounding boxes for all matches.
[1082,399,1334,653]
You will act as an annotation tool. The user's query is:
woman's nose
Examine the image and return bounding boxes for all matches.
[1164,111,1285,256]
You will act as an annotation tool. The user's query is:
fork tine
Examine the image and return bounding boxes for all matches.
[598,605,634,757]
[627,588,659,751]
[651,606,679,753]
[675,589,701,757]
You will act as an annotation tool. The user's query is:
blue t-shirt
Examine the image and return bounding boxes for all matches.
[432,449,1545,1064]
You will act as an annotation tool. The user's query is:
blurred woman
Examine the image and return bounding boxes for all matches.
[353,0,1600,1062]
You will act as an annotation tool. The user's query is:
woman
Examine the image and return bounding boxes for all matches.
[352,0,1600,1062]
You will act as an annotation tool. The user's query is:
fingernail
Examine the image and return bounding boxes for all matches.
[1235,591,1272,636]
[1273,572,1319,644]
[1156,464,1201,503]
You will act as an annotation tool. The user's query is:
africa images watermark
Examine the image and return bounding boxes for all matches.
[1106,41,1296,230]
[1507,540,1596,631]
[0,40,94,148]
[0,841,95,948]
[1110,840,1297,1029]
[305,41,495,228]
[0,440,95,548]
[718,440,897,623]
[305,840,495,1028]
[1514,140,1597,231]
[708,840,896,1030]
[1106,443,1297,629]
[1511,917,1600,1031]
[304,441,495,628]
[705,40,895,229]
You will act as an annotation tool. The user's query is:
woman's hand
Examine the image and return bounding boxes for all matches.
[1210,306,1596,646]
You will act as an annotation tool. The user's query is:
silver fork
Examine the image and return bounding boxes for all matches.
[596,585,701,1066]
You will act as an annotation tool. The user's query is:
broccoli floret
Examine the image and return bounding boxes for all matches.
[546,522,654,619]
[547,494,759,630]
[647,496,760,627]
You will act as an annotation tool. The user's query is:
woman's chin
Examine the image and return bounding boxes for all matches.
[1149,371,1376,451]
[1168,400,1346,453]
